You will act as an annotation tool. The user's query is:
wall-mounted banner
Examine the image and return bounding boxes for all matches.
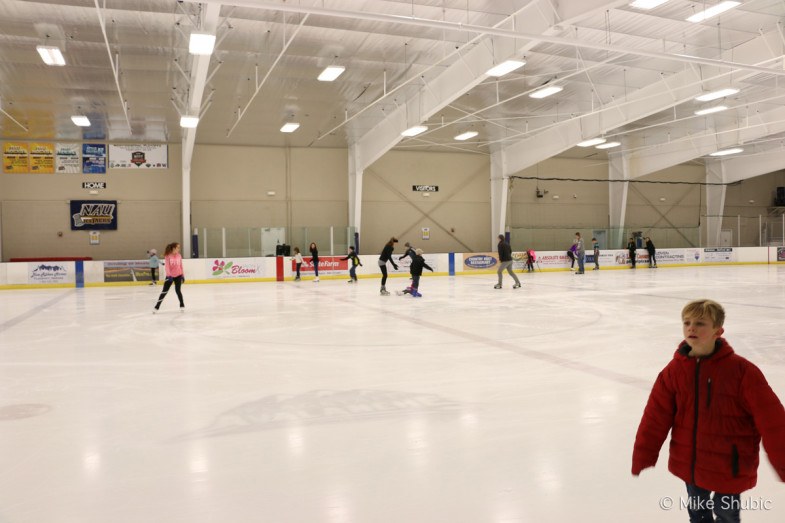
[29,143,55,173]
[412,185,438,192]
[28,262,74,284]
[463,253,498,270]
[70,200,118,230]
[109,144,168,169]
[209,259,265,279]
[3,142,29,173]
[56,143,81,173]
[82,181,106,189]
[422,227,430,240]
[82,143,107,174]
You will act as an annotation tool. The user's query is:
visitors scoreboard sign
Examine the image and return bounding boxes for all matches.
[70,200,118,230]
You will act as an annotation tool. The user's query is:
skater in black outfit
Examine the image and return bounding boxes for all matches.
[645,237,657,268]
[495,234,521,289]
[378,237,398,295]
[627,237,637,269]
[342,246,363,282]
[401,248,432,297]
[309,242,320,282]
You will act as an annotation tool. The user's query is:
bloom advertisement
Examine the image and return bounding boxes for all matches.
[208,259,265,279]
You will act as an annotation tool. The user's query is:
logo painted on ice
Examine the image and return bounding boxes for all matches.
[464,255,497,269]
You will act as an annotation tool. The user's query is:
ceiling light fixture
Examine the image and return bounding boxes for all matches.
[180,116,199,128]
[529,85,563,99]
[595,141,621,149]
[454,131,479,141]
[629,0,670,9]
[694,88,739,102]
[71,115,90,127]
[401,125,428,137]
[485,60,525,77]
[189,33,216,55]
[280,122,300,133]
[318,65,345,82]
[709,147,743,157]
[36,45,66,66]
[694,105,728,116]
[577,137,606,147]
[686,1,741,23]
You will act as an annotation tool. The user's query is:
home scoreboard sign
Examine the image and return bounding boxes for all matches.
[412,185,438,192]
[70,200,118,230]
[82,182,106,189]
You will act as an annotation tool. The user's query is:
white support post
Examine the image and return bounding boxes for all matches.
[490,148,507,250]
[608,152,630,249]
[182,166,192,258]
[759,215,762,247]
[221,227,226,258]
[202,228,207,258]
[348,144,363,246]
[737,215,741,247]
[705,160,727,248]
[330,226,334,255]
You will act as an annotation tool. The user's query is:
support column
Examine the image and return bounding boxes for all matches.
[490,149,508,250]
[608,151,630,249]
[182,164,191,258]
[348,144,363,247]
[705,160,727,248]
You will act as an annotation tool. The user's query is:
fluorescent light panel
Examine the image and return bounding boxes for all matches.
[36,45,65,66]
[401,125,428,137]
[318,65,345,82]
[485,60,525,77]
[180,116,199,128]
[710,147,743,156]
[629,0,670,9]
[694,88,739,102]
[71,115,90,127]
[454,131,479,141]
[280,122,300,133]
[530,85,563,99]
[595,141,621,149]
[189,33,216,55]
[577,137,606,147]
[694,105,728,116]
[686,1,740,23]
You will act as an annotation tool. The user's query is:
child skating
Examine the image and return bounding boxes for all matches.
[398,249,432,297]
[342,246,363,283]
[292,247,303,281]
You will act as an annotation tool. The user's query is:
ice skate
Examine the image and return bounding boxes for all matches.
[494,283,502,289]
[380,286,390,296]
[313,277,320,282]
[513,282,521,288]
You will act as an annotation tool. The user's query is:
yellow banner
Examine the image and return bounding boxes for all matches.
[30,142,55,174]
[3,142,30,173]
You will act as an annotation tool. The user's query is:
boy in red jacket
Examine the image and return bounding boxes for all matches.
[632,299,785,522]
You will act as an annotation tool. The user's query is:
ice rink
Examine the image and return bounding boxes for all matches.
[1,265,784,523]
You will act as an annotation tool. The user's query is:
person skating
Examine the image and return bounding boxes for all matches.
[342,246,363,283]
[377,237,398,295]
[495,234,521,289]
[645,236,657,268]
[153,242,185,313]
[399,248,432,297]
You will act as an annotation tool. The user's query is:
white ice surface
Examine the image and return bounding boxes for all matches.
[1,266,784,522]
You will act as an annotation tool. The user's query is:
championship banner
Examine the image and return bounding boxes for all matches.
[3,142,29,173]
[70,200,118,230]
[29,143,55,173]
[82,143,107,174]
[56,143,81,173]
[109,144,168,169]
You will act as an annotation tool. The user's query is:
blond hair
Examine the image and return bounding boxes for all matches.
[682,299,725,328]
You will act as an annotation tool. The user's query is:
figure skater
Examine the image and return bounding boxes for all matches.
[153,242,185,313]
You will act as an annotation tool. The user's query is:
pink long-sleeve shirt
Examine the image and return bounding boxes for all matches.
[164,253,184,278]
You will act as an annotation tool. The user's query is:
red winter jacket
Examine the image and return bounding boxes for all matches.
[632,338,785,493]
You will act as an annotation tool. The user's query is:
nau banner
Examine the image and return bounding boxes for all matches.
[56,143,81,173]
[3,142,29,173]
[109,144,168,169]
[82,143,107,174]
[70,200,118,230]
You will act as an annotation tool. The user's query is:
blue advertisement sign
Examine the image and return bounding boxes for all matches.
[70,200,118,230]
[82,143,106,174]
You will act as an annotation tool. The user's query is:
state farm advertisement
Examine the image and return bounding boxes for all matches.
[292,256,348,275]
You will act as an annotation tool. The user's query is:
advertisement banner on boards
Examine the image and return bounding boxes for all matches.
[209,259,266,279]
[704,248,733,263]
[28,262,74,284]
[109,144,168,169]
[778,247,785,262]
[70,200,118,230]
[3,142,29,173]
[104,260,151,282]
[82,143,107,174]
[56,143,81,173]
[395,253,440,273]
[293,256,349,275]
[29,143,55,173]
[463,253,499,270]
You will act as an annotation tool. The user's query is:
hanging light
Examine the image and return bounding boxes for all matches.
[686,1,741,23]
[454,131,479,141]
[318,65,345,82]
[694,88,739,102]
[577,137,606,147]
[280,122,300,133]
[529,85,563,99]
[401,125,428,137]
[36,45,66,66]
[485,60,525,77]
[189,33,216,55]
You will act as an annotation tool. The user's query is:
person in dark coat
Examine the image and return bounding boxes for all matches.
[632,299,785,523]
[627,237,637,269]
[400,248,432,297]
[645,236,657,268]
[309,242,320,282]
[377,237,398,295]
[495,234,521,289]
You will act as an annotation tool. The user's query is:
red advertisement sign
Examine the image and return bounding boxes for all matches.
[292,256,349,274]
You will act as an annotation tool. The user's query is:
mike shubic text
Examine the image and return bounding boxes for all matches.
[659,496,773,511]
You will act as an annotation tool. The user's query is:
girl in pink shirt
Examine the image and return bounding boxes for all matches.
[153,242,185,312]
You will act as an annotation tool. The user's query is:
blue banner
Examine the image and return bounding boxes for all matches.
[82,143,106,174]
[70,200,118,230]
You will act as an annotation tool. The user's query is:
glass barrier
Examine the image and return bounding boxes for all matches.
[195,226,357,258]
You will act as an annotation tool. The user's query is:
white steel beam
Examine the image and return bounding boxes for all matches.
[490,148,508,249]
[608,151,630,249]
[721,145,785,184]
[705,161,727,247]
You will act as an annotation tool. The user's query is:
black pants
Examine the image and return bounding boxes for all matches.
[155,276,184,309]
[150,267,158,282]
[380,264,388,286]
